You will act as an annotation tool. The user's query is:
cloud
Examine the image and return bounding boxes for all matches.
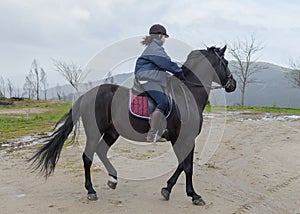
[0,0,300,88]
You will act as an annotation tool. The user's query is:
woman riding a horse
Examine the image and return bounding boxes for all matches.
[29,24,236,205]
[135,24,185,142]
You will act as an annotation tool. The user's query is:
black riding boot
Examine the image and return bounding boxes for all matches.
[146,109,167,142]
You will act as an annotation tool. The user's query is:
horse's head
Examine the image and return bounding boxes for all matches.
[205,46,236,92]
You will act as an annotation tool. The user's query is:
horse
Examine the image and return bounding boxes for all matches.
[29,45,236,206]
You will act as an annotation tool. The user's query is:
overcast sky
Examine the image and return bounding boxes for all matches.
[1,0,299,88]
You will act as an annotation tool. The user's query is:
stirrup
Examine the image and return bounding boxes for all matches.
[146,131,167,143]
[156,137,167,142]
[146,136,167,143]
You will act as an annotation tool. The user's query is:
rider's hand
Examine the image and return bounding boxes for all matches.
[174,71,185,81]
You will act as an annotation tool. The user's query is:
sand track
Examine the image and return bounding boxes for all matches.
[0,112,299,213]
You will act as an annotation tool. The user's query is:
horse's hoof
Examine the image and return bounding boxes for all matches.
[192,197,206,206]
[87,193,98,201]
[161,188,170,201]
[107,180,117,189]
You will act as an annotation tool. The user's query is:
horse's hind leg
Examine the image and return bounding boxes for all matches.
[82,152,98,200]
[95,132,119,190]
[82,130,102,201]
[82,131,118,200]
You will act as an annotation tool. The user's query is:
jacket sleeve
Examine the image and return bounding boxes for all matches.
[145,55,183,74]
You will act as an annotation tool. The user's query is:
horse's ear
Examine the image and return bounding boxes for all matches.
[219,45,227,56]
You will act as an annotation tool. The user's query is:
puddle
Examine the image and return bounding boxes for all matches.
[224,112,300,122]
[0,133,50,155]
[261,115,300,121]
[16,194,26,198]
[0,150,7,157]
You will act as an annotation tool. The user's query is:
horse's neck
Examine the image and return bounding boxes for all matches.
[189,83,211,112]
[182,52,216,113]
[183,67,213,112]
[183,64,213,86]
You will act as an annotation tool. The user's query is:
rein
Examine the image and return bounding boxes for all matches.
[182,80,223,90]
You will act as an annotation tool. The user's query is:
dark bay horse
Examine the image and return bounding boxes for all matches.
[29,46,236,206]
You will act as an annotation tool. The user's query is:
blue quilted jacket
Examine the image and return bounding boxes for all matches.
[134,38,183,87]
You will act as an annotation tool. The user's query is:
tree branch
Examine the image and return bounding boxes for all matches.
[228,34,264,105]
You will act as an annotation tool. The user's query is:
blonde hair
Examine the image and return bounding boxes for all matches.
[141,34,162,46]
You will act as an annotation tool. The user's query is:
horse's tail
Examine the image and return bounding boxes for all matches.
[28,96,82,178]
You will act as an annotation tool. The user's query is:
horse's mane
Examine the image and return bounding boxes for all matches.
[185,46,220,62]
[206,46,220,52]
[182,46,221,75]
[186,46,221,59]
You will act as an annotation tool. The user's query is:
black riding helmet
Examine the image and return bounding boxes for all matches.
[149,24,169,38]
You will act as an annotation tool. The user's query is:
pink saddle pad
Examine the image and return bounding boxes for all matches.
[129,90,151,119]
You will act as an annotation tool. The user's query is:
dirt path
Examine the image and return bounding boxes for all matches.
[0,112,299,214]
[0,108,49,115]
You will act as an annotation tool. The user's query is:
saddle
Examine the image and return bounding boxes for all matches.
[129,79,173,119]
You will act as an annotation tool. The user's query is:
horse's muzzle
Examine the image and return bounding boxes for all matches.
[225,78,236,93]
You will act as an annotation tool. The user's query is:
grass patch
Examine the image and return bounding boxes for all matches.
[0,100,72,143]
[1,99,299,143]
[225,106,300,114]
[203,99,300,114]
[0,99,64,109]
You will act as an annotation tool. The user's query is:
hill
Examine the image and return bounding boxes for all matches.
[225,62,300,108]
[45,62,300,108]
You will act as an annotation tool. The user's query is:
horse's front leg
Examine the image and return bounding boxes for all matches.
[183,147,206,206]
[161,162,184,200]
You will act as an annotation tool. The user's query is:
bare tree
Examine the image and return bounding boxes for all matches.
[7,78,14,98]
[286,58,300,88]
[53,60,83,92]
[23,79,30,99]
[25,59,45,100]
[62,92,67,102]
[25,69,36,99]
[40,68,48,100]
[23,75,35,99]
[228,34,264,106]
[32,59,40,100]
[56,84,62,101]
[15,88,21,98]
[0,76,5,98]
[104,71,114,84]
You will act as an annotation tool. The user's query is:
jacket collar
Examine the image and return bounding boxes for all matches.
[152,38,163,46]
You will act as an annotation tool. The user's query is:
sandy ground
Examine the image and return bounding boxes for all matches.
[0,112,299,214]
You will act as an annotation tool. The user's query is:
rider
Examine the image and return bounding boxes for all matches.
[134,24,185,142]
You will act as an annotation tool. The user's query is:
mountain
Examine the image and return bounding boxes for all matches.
[45,62,300,108]
[45,73,134,102]
[225,62,300,108]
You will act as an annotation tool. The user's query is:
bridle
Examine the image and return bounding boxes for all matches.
[214,50,234,88]
[183,49,233,90]
[171,48,233,122]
